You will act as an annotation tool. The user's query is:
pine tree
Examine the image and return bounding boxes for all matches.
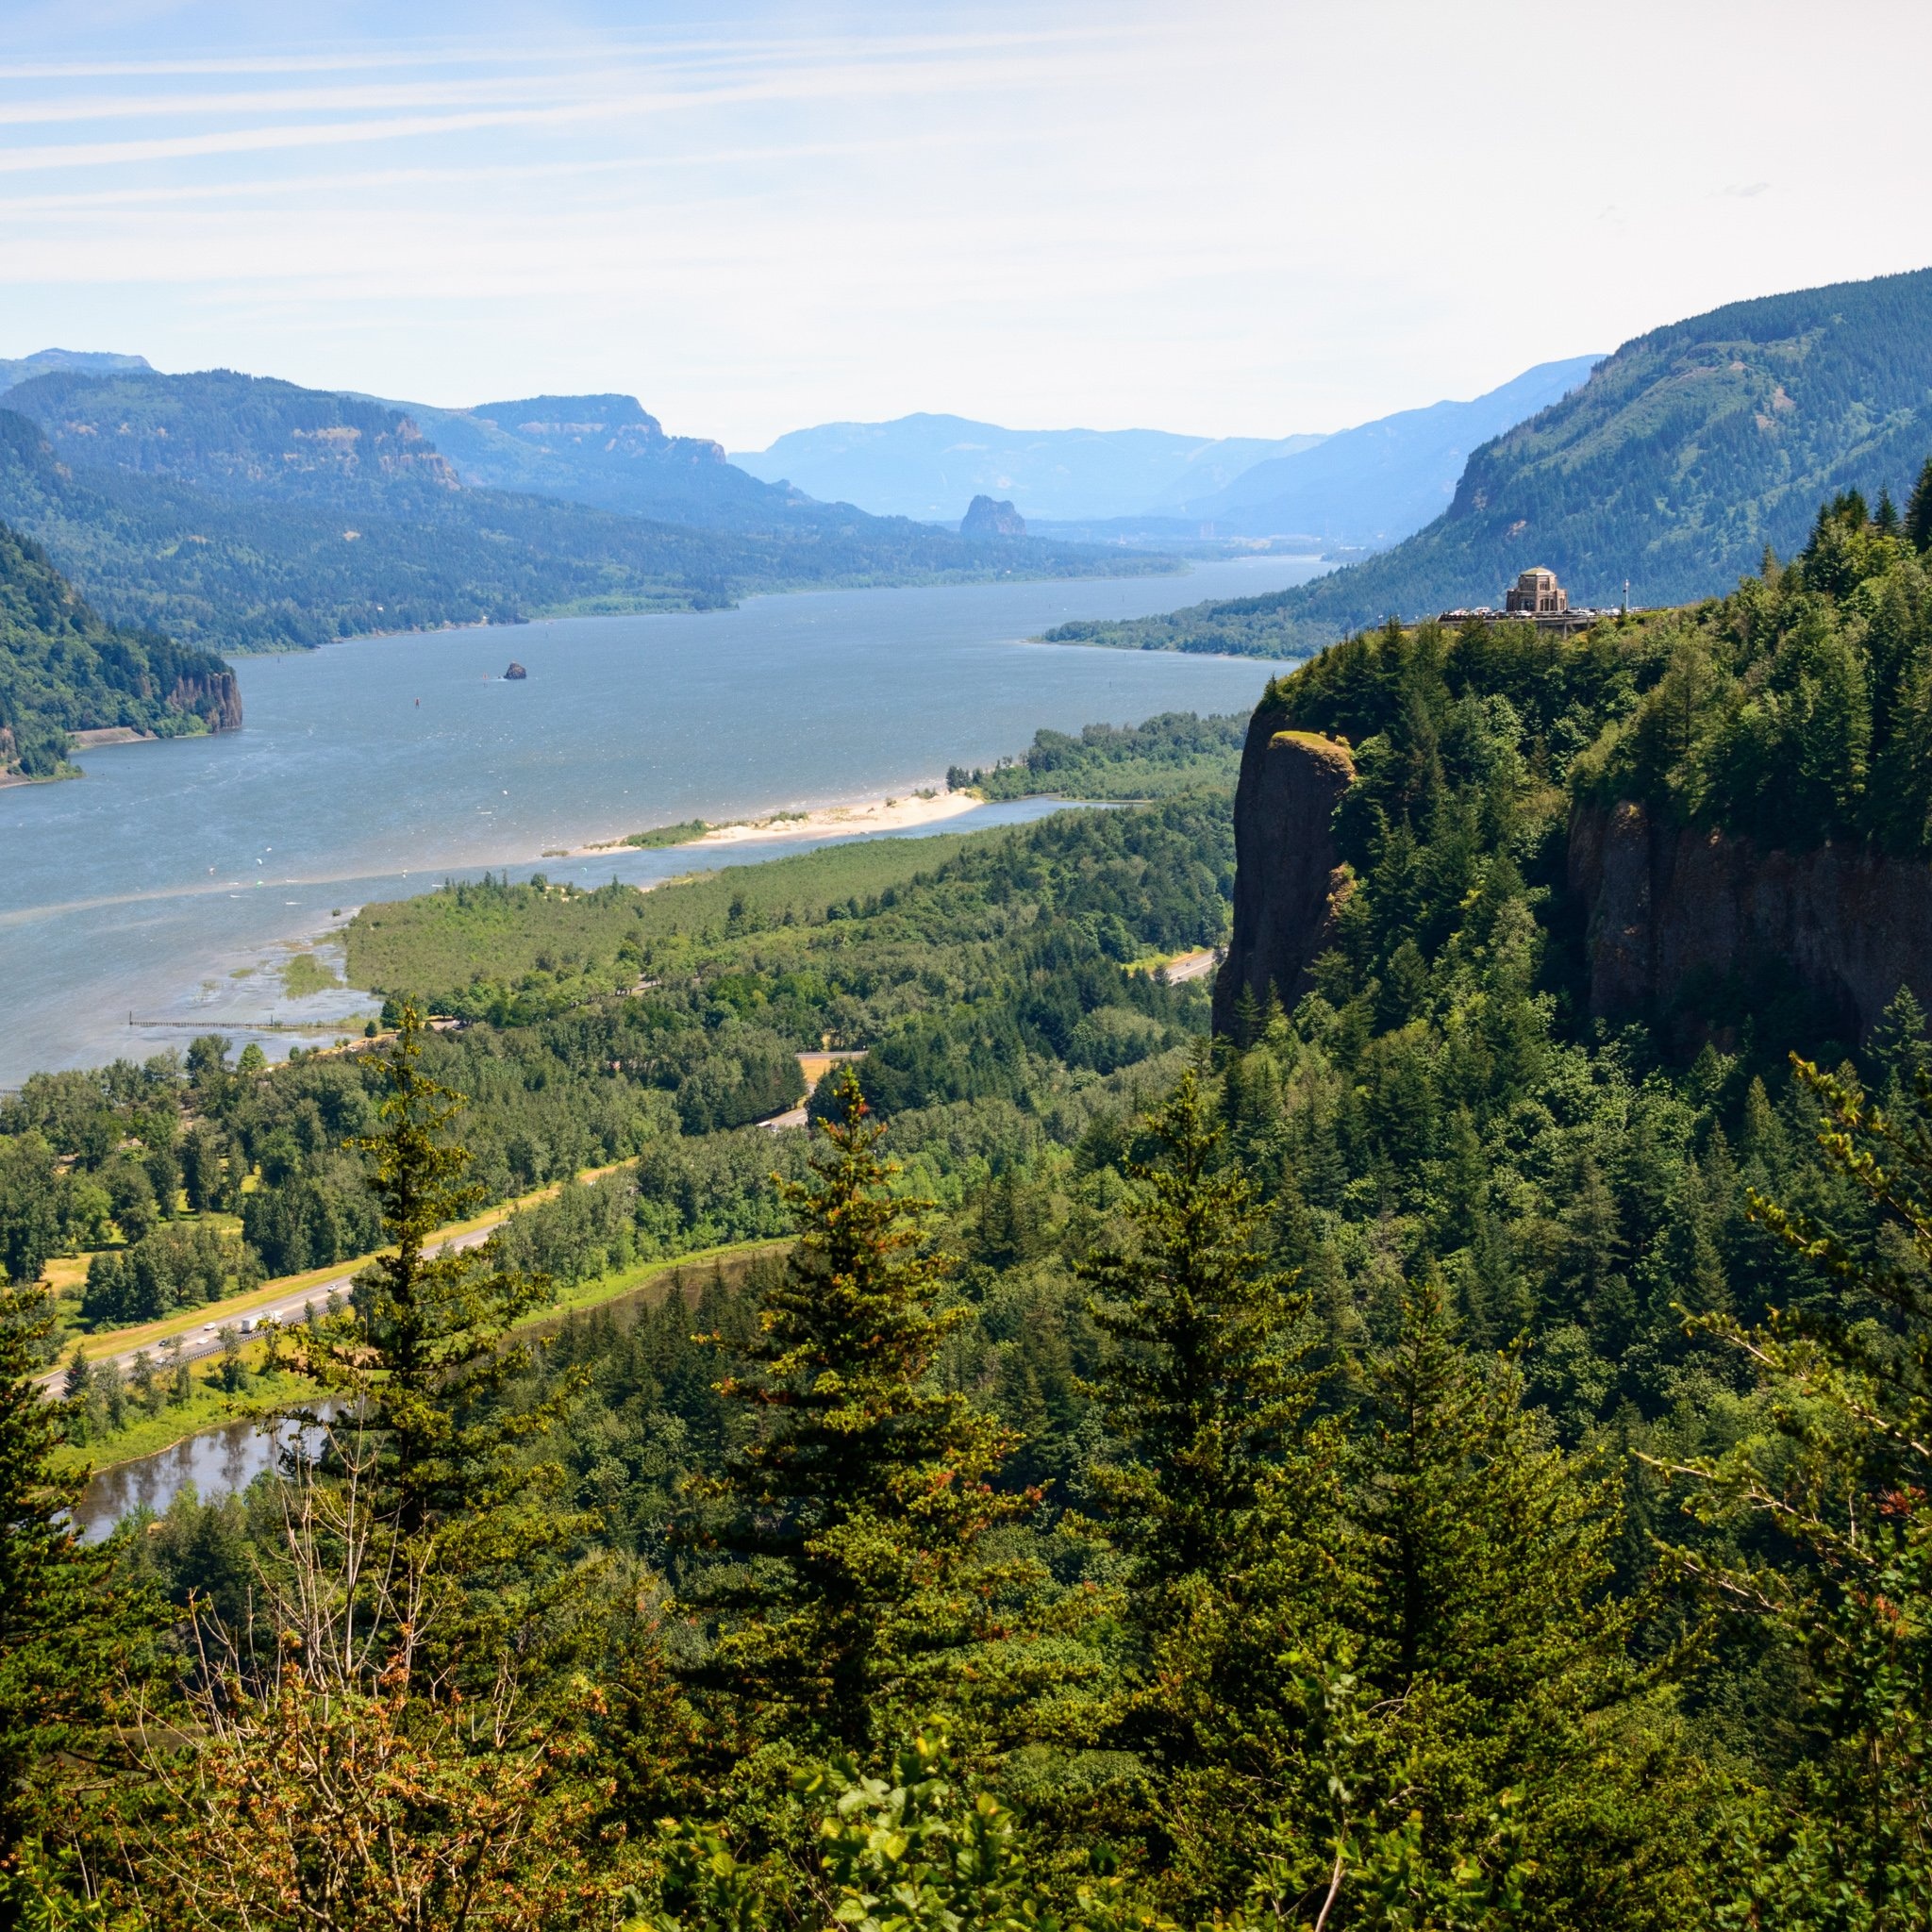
[1907,456,1932,554]
[1660,1058,1932,1925]
[0,1284,159,1877]
[1084,1065,1330,1609]
[291,1007,562,1563]
[1346,1272,1700,1929]
[116,1013,604,1927]
[675,1068,1031,1752]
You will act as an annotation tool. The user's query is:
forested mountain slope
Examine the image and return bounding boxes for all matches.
[0,371,1158,651]
[7,517,1932,1917]
[0,522,239,780]
[1052,266,1932,655]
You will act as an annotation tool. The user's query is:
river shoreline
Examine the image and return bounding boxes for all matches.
[573,785,982,858]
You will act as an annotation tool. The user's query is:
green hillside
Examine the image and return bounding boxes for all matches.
[1052,264,1932,656]
[0,371,1170,652]
[0,522,239,780]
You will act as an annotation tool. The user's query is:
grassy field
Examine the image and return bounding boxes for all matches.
[343,826,993,997]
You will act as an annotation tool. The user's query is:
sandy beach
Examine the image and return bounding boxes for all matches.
[578,787,985,857]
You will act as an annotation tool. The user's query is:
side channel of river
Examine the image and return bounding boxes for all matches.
[75,1414,319,1543]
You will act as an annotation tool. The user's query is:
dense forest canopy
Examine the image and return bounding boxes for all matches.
[0,519,238,779]
[945,709,1247,800]
[2,499,1932,1924]
[1050,265,1932,657]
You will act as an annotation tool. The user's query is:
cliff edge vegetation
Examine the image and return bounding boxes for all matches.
[0,520,240,781]
[1226,464,1932,1041]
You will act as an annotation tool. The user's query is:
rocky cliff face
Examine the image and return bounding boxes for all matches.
[1569,800,1932,1041]
[1212,713,1355,1034]
[168,666,243,734]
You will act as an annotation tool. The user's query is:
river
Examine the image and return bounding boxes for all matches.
[1,556,1321,1083]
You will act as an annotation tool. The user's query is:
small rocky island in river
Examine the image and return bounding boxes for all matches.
[503,661,528,680]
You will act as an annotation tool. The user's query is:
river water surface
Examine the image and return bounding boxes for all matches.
[2,557,1321,1082]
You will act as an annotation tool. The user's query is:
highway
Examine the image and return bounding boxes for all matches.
[39,1223,501,1393]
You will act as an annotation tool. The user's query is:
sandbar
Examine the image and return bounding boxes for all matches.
[576,787,983,857]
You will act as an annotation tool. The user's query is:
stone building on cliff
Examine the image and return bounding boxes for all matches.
[1440,566,1606,635]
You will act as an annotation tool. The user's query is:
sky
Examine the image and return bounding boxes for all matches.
[5,0,1932,451]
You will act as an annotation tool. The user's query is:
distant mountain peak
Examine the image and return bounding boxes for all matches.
[0,348,152,396]
[471,392,665,436]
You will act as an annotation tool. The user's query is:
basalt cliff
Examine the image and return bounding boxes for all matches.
[1211,714,1355,1035]
[1219,706,1932,1045]
[1566,801,1932,1042]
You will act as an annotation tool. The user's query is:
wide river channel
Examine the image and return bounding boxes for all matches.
[3,556,1322,1087]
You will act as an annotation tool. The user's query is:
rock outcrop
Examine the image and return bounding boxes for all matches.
[1212,715,1355,1034]
[960,494,1026,540]
[1570,799,1932,1041]
[168,667,244,732]
[503,661,528,681]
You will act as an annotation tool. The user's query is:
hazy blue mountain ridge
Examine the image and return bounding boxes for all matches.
[380,390,863,534]
[1046,267,1932,658]
[733,411,1328,523]
[0,349,152,395]
[731,359,1600,546]
[1172,355,1602,542]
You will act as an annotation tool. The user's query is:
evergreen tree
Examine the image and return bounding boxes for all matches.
[1662,1057,1932,1926]
[291,1007,561,1556]
[0,1284,160,1883]
[676,1068,1031,1752]
[1083,1064,1328,1616]
[1346,1272,1700,1930]
[1080,1066,1344,1905]
[1907,456,1932,554]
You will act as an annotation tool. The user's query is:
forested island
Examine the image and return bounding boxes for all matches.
[0,479,1929,1922]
